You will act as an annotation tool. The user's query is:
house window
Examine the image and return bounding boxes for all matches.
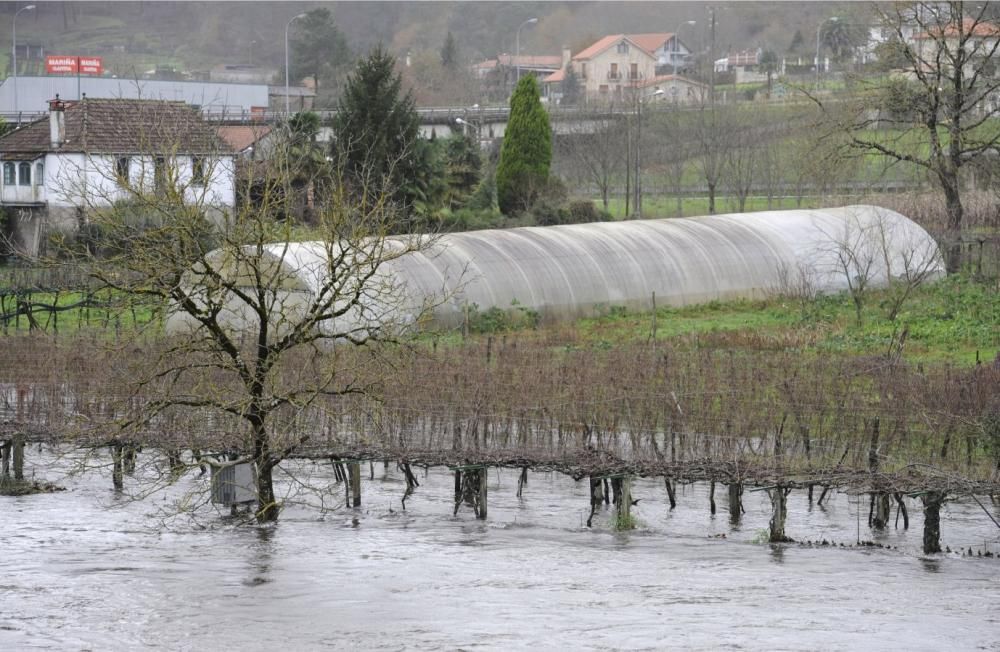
[18,162,31,186]
[581,63,587,79]
[617,41,629,54]
[599,84,609,94]
[3,162,14,185]
[610,63,619,80]
[35,161,43,185]
[115,156,130,183]
[630,63,639,80]
[191,156,205,185]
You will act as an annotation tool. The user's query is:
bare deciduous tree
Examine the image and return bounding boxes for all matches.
[49,100,445,523]
[814,1,1000,271]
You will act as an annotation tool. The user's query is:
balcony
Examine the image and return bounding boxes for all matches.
[607,70,622,81]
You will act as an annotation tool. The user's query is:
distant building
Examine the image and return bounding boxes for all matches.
[638,74,709,104]
[0,97,236,257]
[0,76,313,120]
[209,64,277,85]
[472,54,562,100]
[542,33,693,103]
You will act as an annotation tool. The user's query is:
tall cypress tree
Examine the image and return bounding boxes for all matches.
[496,75,551,214]
[332,47,425,214]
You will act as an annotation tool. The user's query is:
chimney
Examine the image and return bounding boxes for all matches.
[562,46,571,69]
[48,95,66,149]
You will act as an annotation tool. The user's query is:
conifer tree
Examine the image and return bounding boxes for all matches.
[440,31,459,69]
[289,8,350,96]
[332,47,427,219]
[495,75,551,214]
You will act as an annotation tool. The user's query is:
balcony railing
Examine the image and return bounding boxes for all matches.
[607,70,622,80]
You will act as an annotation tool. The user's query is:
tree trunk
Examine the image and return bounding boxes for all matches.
[12,433,24,481]
[921,491,944,554]
[707,182,716,214]
[112,444,124,491]
[768,486,793,542]
[587,476,604,527]
[664,477,677,509]
[939,171,963,274]
[728,482,742,524]
[871,493,891,529]
[250,409,279,522]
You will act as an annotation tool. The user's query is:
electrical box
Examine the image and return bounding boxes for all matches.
[210,462,257,505]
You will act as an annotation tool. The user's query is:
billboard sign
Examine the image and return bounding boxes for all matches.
[78,57,103,75]
[45,56,103,76]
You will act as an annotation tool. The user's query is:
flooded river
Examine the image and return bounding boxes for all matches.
[2,451,999,651]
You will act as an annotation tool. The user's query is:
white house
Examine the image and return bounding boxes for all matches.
[0,96,235,256]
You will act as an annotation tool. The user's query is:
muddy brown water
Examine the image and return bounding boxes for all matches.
[2,450,999,651]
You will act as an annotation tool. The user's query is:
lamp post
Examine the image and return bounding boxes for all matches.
[815,16,839,89]
[672,20,697,76]
[634,88,664,218]
[515,17,538,83]
[12,4,36,123]
[285,12,308,116]
[248,40,257,66]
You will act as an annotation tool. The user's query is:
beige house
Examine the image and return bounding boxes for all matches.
[639,74,709,105]
[544,33,692,103]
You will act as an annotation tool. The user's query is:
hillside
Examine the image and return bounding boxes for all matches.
[2,1,867,87]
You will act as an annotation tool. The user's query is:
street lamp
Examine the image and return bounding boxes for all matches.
[248,40,257,66]
[285,12,308,116]
[815,16,839,89]
[12,4,36,123]
[672,20,697,76]
[634,88,664,218]
[515,17,538,83]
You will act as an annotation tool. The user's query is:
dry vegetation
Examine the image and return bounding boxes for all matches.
[3,331,998,497]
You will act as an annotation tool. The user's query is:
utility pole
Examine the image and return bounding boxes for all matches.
[709,7,717,106]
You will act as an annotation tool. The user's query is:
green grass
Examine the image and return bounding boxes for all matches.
[574,274,999,365]
[601,195,824,219]
[0,289,160,335]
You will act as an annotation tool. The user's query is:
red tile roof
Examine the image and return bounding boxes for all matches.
[217,125,272,152]
[573,35,624,61]
[0,98,232,156]
[628,33,676,54]
[543,68,566,84]
[572,33,676,61]
[913,17,1000,39]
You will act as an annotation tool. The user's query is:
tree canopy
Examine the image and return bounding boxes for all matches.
[331,46,427,223]
[496,75,552,214]
[289,8,351,97]
[814,1,1000,271]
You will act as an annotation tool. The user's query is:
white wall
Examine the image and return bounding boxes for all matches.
[44,152,236,209]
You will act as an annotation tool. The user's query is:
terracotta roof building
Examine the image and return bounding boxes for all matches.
[0,97,236,258]
[0,96,232,156]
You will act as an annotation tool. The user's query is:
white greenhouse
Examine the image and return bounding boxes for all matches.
[164,205,944,336]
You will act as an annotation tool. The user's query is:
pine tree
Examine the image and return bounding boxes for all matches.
[332,47,428,219]
[496,75,551,214]
[441,31,458,69]
[289,8,351,97]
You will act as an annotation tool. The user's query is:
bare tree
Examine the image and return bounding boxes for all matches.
[693,101,730,214]
[819,207,943,326]
[648,104,694,217]
[813,2,1000,271]
[47,100,445,523]
[721,105,759,213]
[552,103,626,210]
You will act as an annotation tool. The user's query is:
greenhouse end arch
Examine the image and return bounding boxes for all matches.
[164,205,944,336]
